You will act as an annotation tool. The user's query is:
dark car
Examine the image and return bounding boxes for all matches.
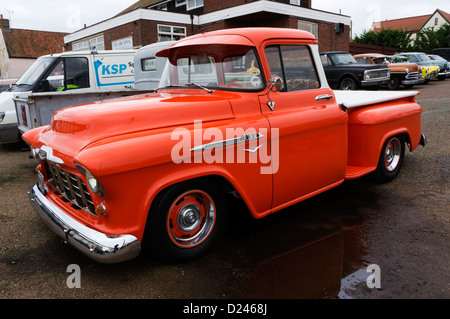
[320,52,390,90]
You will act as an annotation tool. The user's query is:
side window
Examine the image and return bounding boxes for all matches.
[64,57,90,90]
[356,58,370,64]
[44,60,65,91]
[266,45,320,92]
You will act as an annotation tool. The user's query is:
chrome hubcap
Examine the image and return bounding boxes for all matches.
[167,190,216,248]
[385,138,401,172]
[177,204,202,232]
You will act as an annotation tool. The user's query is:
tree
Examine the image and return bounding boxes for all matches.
[354,29,413,52]
[413,26,448,51]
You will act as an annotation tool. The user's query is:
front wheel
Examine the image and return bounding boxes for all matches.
[144,180,227,262]
[339,77,358,90]
[372,135,405,183]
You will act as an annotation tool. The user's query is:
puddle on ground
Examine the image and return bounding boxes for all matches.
[246,226,371,299]
[221,180,380,299]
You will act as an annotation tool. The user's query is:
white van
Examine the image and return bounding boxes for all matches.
[0,49,141,143]
[133,41,174,90]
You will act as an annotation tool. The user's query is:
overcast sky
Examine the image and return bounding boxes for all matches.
[1,0,449,37]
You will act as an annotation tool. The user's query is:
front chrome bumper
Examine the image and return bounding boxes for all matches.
[29,184,141,263]
[361,77,390,87]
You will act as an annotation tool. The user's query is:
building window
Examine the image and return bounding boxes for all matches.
[298,20,318,38]
[112,36,133,50]
[175,0,187,6]
[72,35,104,51]
[435,17,438,26]
[187,0,203,11]
[290,0,300,5]
[158,24,187,41]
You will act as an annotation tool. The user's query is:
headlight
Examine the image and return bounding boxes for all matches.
[86,170,99,193]
[75,162,104,197]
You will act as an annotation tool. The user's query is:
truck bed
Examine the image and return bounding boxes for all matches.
[334,90,419,109]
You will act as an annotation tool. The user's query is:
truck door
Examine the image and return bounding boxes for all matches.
[260,44,347,210]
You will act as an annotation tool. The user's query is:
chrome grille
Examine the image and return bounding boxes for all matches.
[46,162,96,216]
[405,72,421,80]
[366,69,390,79]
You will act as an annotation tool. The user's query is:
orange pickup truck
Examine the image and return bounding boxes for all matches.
[23,28,426,263]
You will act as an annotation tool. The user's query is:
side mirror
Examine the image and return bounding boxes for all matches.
[266,75,283,111]
[267,75,283,92]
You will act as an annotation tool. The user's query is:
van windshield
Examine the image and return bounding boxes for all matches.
[16,57,57,86]
[158,45,265,91]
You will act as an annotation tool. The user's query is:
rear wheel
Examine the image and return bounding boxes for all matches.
[372,135,405,183]
[144,180,227,262]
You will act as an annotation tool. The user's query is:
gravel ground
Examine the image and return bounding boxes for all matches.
[0,79,448,300]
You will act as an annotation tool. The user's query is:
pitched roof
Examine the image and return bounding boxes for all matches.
[117,0,163,16]
[372,9,450,33]
[2,28,67,59]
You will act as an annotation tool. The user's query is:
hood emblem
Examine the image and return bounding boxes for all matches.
[36,145,64,165]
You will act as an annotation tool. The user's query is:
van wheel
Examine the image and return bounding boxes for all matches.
[144,180,227,262]
[372,135,405,183]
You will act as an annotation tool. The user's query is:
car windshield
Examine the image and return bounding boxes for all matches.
[417,54,430,61]
[329,53,358,65]
[159,45,265,91]
[16,56,57,86]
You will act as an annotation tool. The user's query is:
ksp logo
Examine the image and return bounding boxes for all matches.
[101,63,128,75]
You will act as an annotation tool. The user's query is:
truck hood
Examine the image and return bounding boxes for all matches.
[35,90,235,162]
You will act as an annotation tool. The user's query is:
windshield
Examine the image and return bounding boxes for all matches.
[159,45,265,91]
[418,54,430,61]
[16,56,57,86]
[329,53,358,65]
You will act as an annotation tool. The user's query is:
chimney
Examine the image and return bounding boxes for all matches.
[0,14,10,30]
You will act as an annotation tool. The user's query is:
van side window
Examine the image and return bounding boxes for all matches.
[38,57,90,92]
[64,57,90,90]
[266,45,320,91]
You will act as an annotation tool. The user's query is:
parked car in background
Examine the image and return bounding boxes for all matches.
[320,52,390,90]
[0,79,17,93]
[394,53,439,83]
[427,54,450,79]
[353,53,424,90]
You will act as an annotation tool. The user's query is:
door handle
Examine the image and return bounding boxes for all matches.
[315,94,334,100]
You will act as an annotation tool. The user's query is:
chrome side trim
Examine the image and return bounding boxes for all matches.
[29,185,141,263]
[190,132,264,152]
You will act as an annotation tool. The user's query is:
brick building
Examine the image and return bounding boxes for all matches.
[64,0,351,52]
[0,16,67,79]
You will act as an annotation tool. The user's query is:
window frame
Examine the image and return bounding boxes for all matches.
[157,24,187,42]
[265,44,321,92]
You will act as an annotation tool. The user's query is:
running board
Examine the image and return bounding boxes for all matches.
[345,166,377,180]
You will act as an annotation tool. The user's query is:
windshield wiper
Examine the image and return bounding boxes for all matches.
[186,82,214,93]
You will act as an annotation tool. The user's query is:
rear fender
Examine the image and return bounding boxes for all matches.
[347,101,422,168]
